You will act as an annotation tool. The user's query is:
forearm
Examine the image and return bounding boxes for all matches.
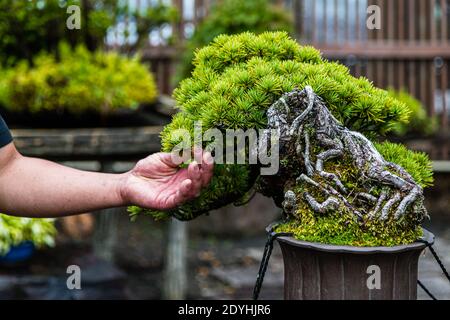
[0,142,213,217]
[0,153,126,217]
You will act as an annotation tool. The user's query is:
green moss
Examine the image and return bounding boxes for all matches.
[275,217,423,247]
[274,140,432,247]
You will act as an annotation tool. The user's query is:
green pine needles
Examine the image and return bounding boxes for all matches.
[130,32,433,246]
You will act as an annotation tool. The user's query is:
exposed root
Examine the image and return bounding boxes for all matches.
[303,192,339,214]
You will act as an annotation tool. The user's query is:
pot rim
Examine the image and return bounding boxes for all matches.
[267,222,435,254]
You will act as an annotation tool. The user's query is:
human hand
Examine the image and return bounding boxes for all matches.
[120,150,214,210]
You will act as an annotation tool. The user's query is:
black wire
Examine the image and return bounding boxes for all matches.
[252,234,273,300]
[427,244,450,282]
[415,239,450,300]
[417,280,437,300]
[253,231,292,300]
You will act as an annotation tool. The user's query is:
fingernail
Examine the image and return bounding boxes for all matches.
[191,161,200,172]
[204,152,214,165]
[184,180,192,189]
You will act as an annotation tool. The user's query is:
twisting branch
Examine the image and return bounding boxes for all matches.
[264,86,427,223]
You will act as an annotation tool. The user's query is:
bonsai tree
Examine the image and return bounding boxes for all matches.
[175,0,292,83]
[130,32,433,247]
[0,214,56,255]
[0,44,158,115]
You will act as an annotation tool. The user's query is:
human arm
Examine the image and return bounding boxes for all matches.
[0,142,213,218]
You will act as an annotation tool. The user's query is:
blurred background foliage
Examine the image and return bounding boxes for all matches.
[0,0,177,115]
[388,88,438,137]
[0,0,177,66]
[0,214,56,255]
[175,0,293,83]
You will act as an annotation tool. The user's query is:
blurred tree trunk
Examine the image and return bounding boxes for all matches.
[93,161,120,262]
[163,218,187,299]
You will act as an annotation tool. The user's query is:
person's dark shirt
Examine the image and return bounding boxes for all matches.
[0,115,13,148]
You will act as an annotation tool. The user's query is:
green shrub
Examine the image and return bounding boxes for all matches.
[0,44,158,114]
[131,32,432,247]
[0,0,177,66]
[388,88,438,136]
[0,214,56,255]
[175,0,292,82]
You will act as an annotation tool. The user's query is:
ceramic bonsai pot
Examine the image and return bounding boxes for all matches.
[269,224,434,300]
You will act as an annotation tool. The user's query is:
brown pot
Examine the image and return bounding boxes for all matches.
[272,224,434,300]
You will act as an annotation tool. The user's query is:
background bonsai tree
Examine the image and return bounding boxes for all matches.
[130,32,433,247]
[0,0,171,116]
[0,0,177,66]
[175,0,292,83]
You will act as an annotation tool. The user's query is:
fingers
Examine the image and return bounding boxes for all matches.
[157,152,181,168]
[156,150,214,173]
[188,151,214,193]
[158,146,207,168]
[193,146,203,164]
[178,178,193,198]
[153,149,214,210]
[187,161,203,196]
[166,179,192,209]
[164,194,177,209]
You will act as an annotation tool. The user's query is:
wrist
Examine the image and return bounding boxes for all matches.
[115,172,131,207]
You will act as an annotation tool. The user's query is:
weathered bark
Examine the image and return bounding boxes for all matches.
[258,86,427,224]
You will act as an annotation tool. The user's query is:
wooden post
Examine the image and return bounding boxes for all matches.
[93,161,121,262]
[163,218,188,299]
[172,0,184,43]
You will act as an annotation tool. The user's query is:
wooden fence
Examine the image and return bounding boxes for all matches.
[295,0,450,159]
[125,0,450,158]
[295,0,450,133]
